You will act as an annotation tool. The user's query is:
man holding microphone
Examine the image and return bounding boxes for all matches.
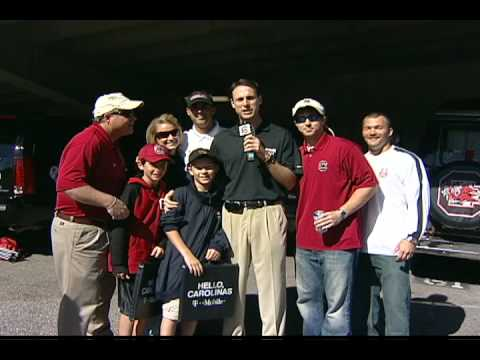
[210,79,298,336]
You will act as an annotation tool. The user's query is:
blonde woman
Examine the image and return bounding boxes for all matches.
[145,114,189,189]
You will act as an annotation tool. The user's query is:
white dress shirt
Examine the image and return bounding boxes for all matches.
[179,121,223,165]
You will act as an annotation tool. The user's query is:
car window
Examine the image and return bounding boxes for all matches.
[440,126,480,164]
[0,144,14,170]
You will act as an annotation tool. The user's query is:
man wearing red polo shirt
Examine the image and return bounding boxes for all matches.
[52,92,143,336]
[293,98,377,336]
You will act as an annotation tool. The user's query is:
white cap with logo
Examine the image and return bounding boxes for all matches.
[292,98,326,117]
[93,92,144,117]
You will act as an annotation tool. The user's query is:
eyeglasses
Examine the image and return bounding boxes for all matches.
[111,110,136,120]
[155,129,179,139]
[294,113,323,124]
[189,102,212,111]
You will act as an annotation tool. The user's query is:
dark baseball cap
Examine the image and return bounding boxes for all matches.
[188,148,220,166]
[184,91,214,107]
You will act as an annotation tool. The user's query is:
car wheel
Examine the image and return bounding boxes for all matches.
[430,161,480,230]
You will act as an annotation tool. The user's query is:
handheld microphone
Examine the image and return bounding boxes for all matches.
[239,122,255,161]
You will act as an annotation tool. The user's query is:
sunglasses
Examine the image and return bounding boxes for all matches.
[155,129,179,139]
[189,102,212,111]
[294,113,323,124]
[111,110,136,119]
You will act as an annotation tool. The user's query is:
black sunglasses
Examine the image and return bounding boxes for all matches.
[294,113,323,124]
[189,102,212,111]
[155,129,179,139]
[111,110,136,119]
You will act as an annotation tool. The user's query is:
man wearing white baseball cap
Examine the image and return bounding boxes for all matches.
[93,92,144,118]
[292,97,378,336]
[52,92,143,335]
[291,98,326,118]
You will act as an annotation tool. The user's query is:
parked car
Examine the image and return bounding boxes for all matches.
[0,131,37,228]
[418,103,480,261]
[0,116,82,234]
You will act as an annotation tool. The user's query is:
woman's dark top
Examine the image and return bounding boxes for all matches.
[164,152,189,189]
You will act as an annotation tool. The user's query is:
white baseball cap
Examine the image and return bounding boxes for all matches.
[93,92,144,117]
[292,98,326,117]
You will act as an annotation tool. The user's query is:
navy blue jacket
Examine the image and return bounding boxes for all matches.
[156,181,232,302]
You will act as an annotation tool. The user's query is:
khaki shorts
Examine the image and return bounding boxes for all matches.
[162,298,180,321]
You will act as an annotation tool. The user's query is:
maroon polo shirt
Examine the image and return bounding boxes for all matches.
[55,123,127,221]
[296,134,377,251]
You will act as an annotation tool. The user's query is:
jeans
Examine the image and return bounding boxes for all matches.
[295,247,356,336]
[352,253,411,336]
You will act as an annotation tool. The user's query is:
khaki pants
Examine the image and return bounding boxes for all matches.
[51,216,116,336]
[222,204,287,336]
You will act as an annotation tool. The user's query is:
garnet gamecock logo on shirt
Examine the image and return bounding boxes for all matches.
[318,160,328,172]
[379,168,388,178]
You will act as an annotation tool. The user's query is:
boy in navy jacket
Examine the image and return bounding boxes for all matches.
[156,148,232,336]
[109,144,170,336]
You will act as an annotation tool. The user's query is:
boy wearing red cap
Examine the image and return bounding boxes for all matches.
[109,144,171,336]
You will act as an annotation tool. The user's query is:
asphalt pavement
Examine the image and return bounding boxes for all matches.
[0,228,479,336]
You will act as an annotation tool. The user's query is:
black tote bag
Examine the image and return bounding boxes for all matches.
[130,257,162,320]
[179,263,239,321]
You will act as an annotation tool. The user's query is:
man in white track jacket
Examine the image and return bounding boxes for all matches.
[353,112,430,336]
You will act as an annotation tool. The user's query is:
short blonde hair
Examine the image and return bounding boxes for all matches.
[145,113,183,145]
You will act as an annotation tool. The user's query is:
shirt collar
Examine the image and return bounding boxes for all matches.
[255,118,271,133]
[367,144,395,157]
[191,121,221,138]
[92,122,114,145]
[128,176,166,196]
[301,133,330,155]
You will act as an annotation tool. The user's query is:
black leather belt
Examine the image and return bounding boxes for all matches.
[55,211,107,228]
[224,200,282,213]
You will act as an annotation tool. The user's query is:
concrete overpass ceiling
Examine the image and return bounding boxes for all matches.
[2,20,480,121]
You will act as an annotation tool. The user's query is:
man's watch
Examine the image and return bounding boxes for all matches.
[339,208,348,221]
[264,151,276,166]
[406,236,418,245]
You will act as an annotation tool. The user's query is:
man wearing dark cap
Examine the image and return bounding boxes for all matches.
[292,98,378,336]
[210,79,298,336]
[52,92,143,335]
[179,90,224,165]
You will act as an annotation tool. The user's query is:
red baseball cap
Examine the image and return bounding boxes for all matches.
[138,144,171,163]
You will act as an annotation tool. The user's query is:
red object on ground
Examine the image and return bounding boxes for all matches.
[0,236,22,252]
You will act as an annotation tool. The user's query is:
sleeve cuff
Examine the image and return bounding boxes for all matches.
[112,265,129,274]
